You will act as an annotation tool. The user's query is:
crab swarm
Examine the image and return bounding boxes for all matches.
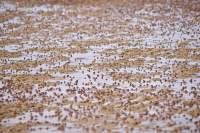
[0,0,200,133]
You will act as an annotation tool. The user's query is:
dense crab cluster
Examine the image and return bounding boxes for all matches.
[0,0,200,133]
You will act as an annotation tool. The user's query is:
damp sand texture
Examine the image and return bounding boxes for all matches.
[0,0,200,133]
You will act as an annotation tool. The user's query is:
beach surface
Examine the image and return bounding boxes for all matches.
[0,0,200,132]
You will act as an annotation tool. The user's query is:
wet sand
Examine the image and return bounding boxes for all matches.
[0,0,200,133]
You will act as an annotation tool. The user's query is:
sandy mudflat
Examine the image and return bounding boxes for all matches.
[0,0,200,133]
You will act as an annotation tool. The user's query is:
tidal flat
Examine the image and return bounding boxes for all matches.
[0,0,200,133]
